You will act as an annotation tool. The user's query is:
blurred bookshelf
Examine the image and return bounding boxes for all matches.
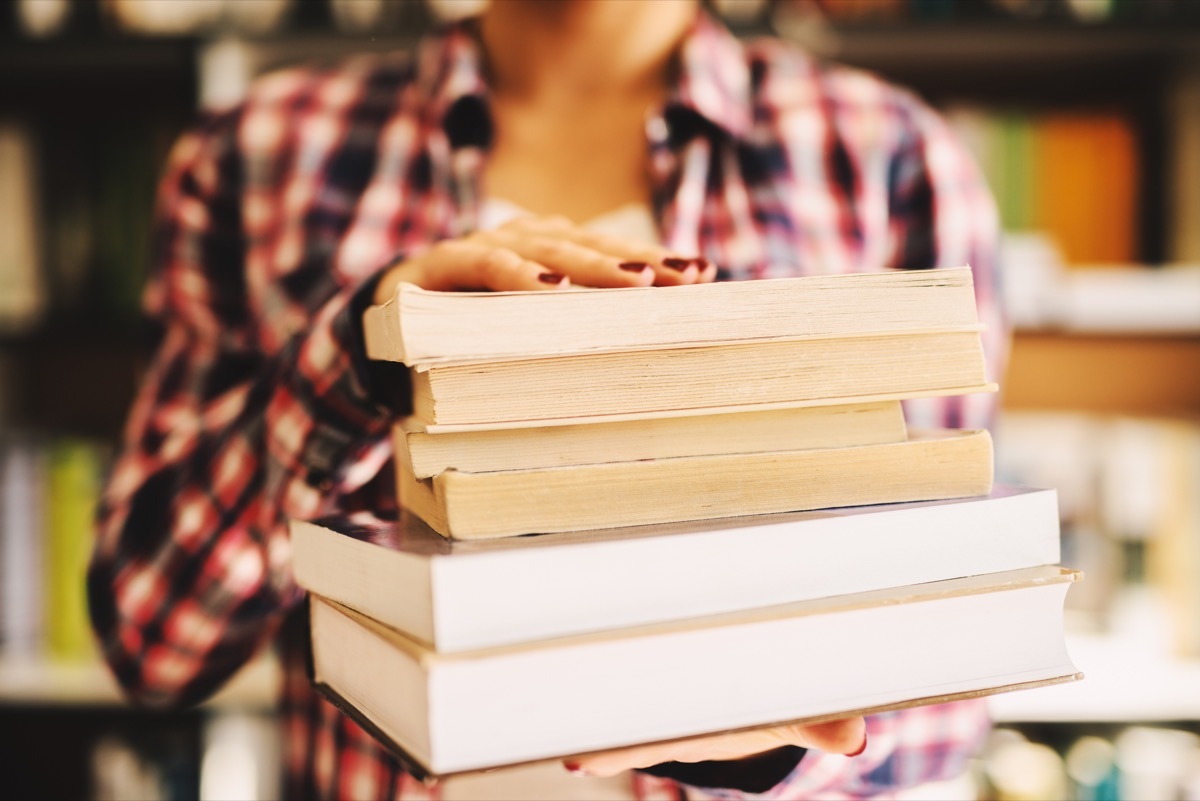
[1,0,1199,799]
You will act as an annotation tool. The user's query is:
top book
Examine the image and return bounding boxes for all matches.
[365,267,981,366]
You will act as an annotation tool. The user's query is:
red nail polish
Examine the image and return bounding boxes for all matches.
[690,257,711,270]
[619,261,651,272]
[663,257,692,271]
[538,272,566,284]
[562,760,583,774]
[848,733,868,758]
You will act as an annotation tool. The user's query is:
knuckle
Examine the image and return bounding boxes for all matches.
[480,248,519,279]
[538,239,574,260]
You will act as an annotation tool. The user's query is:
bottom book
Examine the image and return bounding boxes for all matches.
[309,565,1083,777]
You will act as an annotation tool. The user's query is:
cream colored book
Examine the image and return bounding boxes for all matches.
[397,400,906,478]
[309,566,1083,777]
[396,428,994,540]
[364,267,981,366]
[409,330,989,427]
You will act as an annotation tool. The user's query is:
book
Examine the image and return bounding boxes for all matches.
[408,330,989,427]
[398,400,907,477]
[1033,113,1138,265]
[291,485,1061,652]
[308,565,1083,777]
[43,438,105,661]
[395,427,995,540]
[0,437,44,657]
[0,121,47,333]
[364,267,982,367]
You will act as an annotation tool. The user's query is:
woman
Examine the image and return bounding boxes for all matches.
[88,1,1005,798]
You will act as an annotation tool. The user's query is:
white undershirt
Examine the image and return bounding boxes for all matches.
[479,198,661,245]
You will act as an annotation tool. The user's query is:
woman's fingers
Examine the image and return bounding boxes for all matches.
[565,717,868,778]
[412,240,568,292]
[472,229,656,288]
[375,214,714,296]
[499,216,712,287]
[774,717,868,757]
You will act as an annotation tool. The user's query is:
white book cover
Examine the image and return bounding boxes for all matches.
[292,485,1062,652]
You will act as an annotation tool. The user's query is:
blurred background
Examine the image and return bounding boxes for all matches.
[1,0,1198,799]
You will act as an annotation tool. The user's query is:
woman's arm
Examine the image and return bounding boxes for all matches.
[87,109,397,708]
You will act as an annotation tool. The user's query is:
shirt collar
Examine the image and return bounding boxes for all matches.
[415,19,489,126]
[668,12,754,141]
[415,11,754,142]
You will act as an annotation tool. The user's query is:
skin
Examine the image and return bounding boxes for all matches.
[374,0,868,775]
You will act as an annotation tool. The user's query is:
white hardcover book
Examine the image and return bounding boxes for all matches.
[310,566,1083,776]
[292,485,1062,652]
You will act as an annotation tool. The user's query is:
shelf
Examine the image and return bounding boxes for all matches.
[0,652,279,709]
[989,630,1200,723]
[1002,330,1200,417]
[825,25,1200,67]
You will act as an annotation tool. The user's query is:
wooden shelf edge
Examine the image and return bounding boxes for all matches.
[0,652,280,710]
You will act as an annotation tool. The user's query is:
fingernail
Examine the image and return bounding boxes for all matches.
[619,261,651,272]
[848,732,868,758]
[690,257,711,271]
[662,257,692,271]
[562,760,586,775]
[538,272,566,284]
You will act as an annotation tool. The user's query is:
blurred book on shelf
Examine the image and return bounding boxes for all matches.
[0,434,109,664]
[1169,65,1200,264]
[942,105,1141,268]
[31,116,178,326]
[0,436,44,658]
[0,120,47,335]
[976,725,1200,801]
[996,412,1200,659]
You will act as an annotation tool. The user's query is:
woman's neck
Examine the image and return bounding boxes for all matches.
[478,0,698,105]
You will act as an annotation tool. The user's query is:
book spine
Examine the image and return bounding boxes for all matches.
[1,438,44,657]
[428,430,994,540]
[43,438,106,661]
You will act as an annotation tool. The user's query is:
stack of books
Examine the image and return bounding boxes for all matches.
[293,267,1081,778]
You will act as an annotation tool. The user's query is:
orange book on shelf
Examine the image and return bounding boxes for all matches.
[1033,113,1138,265]
[1091,113,1139,264]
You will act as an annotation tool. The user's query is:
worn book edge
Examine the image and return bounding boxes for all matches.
[401,383,998,434]
[398,429,994,539]
[367,267,980,367]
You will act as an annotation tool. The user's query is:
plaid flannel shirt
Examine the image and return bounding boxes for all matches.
[89,12,1006,800]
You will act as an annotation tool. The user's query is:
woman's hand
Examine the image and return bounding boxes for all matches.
[564,717,868,778]
[374,215,714,303]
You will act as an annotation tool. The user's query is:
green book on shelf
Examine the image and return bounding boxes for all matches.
[997,111,1035,232]
[43,439,105,661]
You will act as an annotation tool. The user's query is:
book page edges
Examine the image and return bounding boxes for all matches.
[402,324,988,370]
[405,383,998,433]
[427,429,995,539]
